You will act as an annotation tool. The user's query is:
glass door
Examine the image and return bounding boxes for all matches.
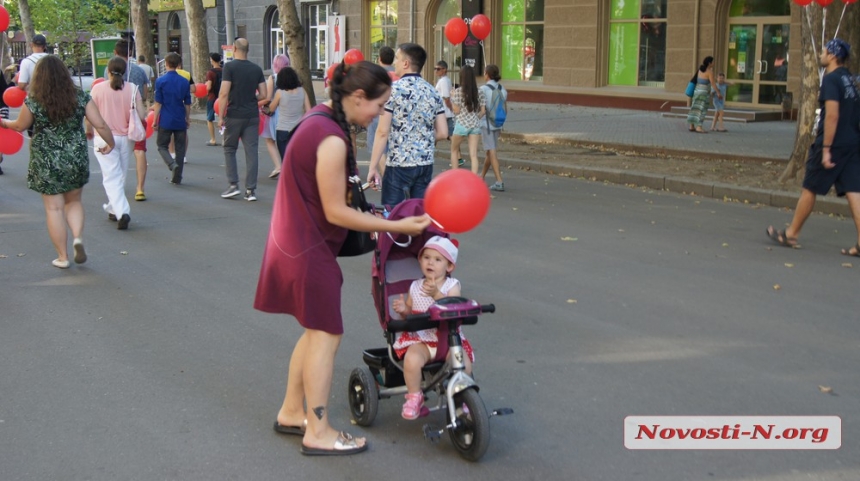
[725,20,789,107]
[433,0,462,85]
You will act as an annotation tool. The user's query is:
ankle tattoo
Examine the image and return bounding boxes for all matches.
[312,406,325,420]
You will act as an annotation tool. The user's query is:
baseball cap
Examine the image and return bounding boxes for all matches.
[32,34,47,46]
[420,236,458,266]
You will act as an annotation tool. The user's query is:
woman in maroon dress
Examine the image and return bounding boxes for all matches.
[255,61,430,455]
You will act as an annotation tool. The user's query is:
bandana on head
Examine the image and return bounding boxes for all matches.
[826,39,851,61]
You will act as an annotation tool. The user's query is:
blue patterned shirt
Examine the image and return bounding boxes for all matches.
[384,73,444,167]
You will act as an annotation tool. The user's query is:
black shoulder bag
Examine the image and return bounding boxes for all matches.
[289,111,376,257]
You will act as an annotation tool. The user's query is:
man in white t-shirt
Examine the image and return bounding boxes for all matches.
[434,60,454,137]
[18,34,50,91]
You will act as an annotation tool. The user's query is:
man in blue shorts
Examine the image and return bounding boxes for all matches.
[766,39,860,255]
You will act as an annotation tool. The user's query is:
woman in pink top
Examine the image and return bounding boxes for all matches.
[90,56,146,230]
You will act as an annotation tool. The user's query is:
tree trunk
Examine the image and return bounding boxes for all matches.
[184,0,210,108]
[17,0,36,52]
[131,0,156,74]
[780,4,860,184]
[277,0,317,107]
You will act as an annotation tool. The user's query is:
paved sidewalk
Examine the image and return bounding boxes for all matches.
[191,97,848,215]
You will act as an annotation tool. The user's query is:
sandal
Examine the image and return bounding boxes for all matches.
[273,418,307,436]
[401,392,424,420]
[206,140,218,146]
[135,191,146,201]
[301,431,368,456]
[840,243,860,257]
[765,226,798,248]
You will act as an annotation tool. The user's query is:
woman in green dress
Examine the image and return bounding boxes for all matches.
[1,55,114,269]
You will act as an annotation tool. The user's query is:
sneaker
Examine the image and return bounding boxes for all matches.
[402,392,424,420]
[72,238,87,264]
[490,182,505,192]
[117,214,130,230]
[221,185,241,198]
[244,189,257,201]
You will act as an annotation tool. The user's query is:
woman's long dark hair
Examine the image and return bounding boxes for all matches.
[699,56,714,73]
[30,55,79,125]
[329,61,392,170]
[459,65,480,113]
[108,56,127,91]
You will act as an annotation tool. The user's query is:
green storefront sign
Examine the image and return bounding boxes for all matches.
[91,37,121,79]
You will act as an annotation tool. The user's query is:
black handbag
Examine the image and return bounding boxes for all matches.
[337,177,376,257]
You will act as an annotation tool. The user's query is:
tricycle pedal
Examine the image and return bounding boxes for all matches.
[422,424,443,443]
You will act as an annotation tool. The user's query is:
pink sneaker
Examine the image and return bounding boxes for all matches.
[402,392,424,420]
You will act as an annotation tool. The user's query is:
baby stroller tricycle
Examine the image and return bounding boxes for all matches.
[346,199,512,461]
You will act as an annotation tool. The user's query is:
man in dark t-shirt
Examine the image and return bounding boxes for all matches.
[766,39,860,255]
[218,38,267,201]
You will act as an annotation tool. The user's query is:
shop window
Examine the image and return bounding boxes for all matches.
[369,0,398,62]
[306,3,330,76]
[608,0,667,87]
[729,0,790,17]
[501,0,544,82]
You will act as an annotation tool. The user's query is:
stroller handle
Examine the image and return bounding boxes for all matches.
[481,304,495,313]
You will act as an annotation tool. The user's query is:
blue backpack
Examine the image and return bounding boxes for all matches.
[486,84,507,129]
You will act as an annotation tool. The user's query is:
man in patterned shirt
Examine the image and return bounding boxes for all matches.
[367,43,448,206]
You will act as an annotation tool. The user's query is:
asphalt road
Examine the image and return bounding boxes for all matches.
[1,123,859,481]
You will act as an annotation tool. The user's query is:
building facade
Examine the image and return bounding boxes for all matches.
[151,0,802,111]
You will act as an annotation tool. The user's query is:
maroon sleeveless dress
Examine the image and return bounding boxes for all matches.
[254,105,350,334]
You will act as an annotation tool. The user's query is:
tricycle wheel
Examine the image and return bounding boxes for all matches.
[448,388,490,461]
[347,367,379,426]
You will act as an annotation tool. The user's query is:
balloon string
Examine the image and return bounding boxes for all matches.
[821,7,825,56]
[428,215,445,230]
[805,6,823,85]
[833,3,847,39]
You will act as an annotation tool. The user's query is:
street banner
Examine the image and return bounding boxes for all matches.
[326,15,346,66]
[91,37,121,79]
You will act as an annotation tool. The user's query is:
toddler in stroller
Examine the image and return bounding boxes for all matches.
[392,235,475,419]
[348,199,510,461]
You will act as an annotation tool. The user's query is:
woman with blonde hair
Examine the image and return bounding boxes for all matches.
[90,56,147,230]
[1,55,114,268]
[261,54,290,178]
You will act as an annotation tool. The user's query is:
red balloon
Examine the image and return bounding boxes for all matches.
[343,49,364,65]
[792,0,813,5]
[2,87,26,108]
[470,14,492,41]
[0,128,24,155]
[326,63,338,81]
[445,18,469,45]
[424,169,491,233]
[258,112,265,135]
[214,99,221,116]
[91,77,106,88]
[145,111,155,138]
[0,6,10,33]
[194,83,208,98]
[816,0,835,5]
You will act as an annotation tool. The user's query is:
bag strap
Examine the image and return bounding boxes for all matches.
[130,85,138,110]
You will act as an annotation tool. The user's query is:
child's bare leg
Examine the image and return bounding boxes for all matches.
[710,110,717,131]
[467,134,480,174]
[403,344,432,394]
[718,111,725,130]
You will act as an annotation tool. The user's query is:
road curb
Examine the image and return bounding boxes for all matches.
[494,154,852,218]
[501,132,785,164]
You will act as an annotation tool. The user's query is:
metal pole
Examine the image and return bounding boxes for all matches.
[225,0,236,43]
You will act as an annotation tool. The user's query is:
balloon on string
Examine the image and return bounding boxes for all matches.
[258,112,265,135]
[326,63,339,83]
[194,83,208,98]
[445,18,469,45]
[424,169,491,233]
[344,49,364,64]
[816,0,835,5]
[214,99,221,116]
[91,77,106,88]
[3,87,26,108]
[0,6,10,32]
[470,14,492,41]
[0,128,24,155]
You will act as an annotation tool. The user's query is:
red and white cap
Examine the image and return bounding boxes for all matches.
[420,236,458,266]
